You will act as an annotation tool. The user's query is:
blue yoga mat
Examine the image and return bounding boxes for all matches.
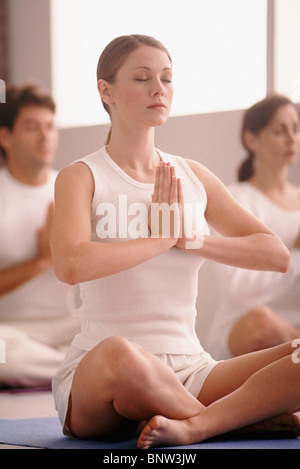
[0,417,300,449]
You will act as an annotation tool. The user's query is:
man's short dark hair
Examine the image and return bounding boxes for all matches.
[0,84,56,159]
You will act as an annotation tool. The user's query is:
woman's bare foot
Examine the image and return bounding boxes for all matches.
[137,415,201,449]
[137,413,300,449]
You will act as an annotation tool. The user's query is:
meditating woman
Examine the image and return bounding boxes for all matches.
[51,35,300,449]
[205,95,300,360]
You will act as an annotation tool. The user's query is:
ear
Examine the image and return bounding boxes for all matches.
[97,79,114,106]
[242,129,258,153]
[0,127,11,153]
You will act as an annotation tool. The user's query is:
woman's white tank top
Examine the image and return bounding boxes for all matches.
[71,146,210,354]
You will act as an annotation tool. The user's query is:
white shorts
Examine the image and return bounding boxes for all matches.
[52,344,218,436]
[204,321,234,361]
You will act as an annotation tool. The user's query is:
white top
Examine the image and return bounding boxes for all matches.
[205,181,300,360]
[71,146,210,355]
[0,167,77,321]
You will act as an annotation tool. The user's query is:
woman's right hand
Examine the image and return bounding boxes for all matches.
[148,162,181,243]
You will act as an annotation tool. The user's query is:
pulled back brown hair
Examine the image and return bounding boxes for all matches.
[96,34,172,144]
[238,94,296,181]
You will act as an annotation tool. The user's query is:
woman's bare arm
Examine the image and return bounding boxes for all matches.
[50,162,176,285]
[179,159,290,273]
[0,203,53,296]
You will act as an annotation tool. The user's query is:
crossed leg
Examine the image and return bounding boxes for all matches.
[138,341,300,448]
[66,336,202,441]
[65,337,300,448]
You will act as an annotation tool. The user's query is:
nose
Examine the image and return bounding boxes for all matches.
[286,129,298,145]
[151,77,164,96]
[39,124,56,141]
[40,127,48,139]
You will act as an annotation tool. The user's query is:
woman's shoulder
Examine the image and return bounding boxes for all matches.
[58,148,105,180]
[73,147,105,168]
[55,159,97,194]
[184,157,212,177]
[183,157,226,193]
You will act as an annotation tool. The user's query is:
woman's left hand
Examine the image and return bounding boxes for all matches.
[149,162,197,250]
[149,162,180,241]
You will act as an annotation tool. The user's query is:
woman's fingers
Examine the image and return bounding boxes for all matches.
[177,178,184,207]
[157,164,164,203]
[155,162,176,204]
[150,162,188,240]
[163,164,171,203]
[169,166,177,205]
[152,166,160,203]
[153,162,182,209]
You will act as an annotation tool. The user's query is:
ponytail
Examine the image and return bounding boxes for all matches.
[238,94,295,182]
[237,153,255,182]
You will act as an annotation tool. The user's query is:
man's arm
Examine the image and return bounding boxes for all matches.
[0,203,54,296]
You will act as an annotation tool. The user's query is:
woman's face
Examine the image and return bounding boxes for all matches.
[250,104,300,168]
[102,45,173,129]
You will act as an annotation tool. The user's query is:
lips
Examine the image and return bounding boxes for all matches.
[147,103,166,109]
[286,148,298,157]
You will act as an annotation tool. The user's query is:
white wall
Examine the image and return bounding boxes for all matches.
[274,0,300,101]
[7,0,52,90]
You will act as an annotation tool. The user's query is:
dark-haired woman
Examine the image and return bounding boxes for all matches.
[206,95,300,360]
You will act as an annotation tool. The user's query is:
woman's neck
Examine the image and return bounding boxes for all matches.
[249,165,288,193]
[249,165,300,211]
[106,127,161,182]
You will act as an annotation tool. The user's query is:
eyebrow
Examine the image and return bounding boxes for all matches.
[23,118,52,124]
[133,66,172,71]
[21,117,54,127]
[272,120,299,126]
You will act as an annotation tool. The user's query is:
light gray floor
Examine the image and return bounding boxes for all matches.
[0,390,57,449]
[2,389,300,449]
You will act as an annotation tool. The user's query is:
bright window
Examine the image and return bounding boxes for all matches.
[50,0,267,128]
[274,0,300,102]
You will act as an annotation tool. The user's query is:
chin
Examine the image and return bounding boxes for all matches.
[150,116,169,128]
[286,155,298,165]
[37,155,55,166]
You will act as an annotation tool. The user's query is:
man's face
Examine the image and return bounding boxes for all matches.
[4,105,58,170]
